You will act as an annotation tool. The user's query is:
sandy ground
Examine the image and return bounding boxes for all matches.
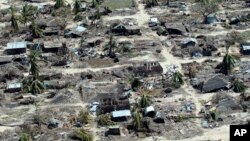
[56,64,131,74]
[103,0,150,26]
[0,0,249,140]
[0,126,15,132]
[0,1,10,9]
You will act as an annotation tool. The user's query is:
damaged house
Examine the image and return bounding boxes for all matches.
[201,75,229,93]
[164,23,189,35]
[240,43,250,55]
[0,56,12,65]
[86,37,104,47]
[37,18,66,36]
[42,41,68,54]
[98,94,130,115]
[132,62,163,77]
[109,23,141,36]
[111,109,131,121]
[64,25,87,38]
[4,41,27,55]
[5,82,22,93]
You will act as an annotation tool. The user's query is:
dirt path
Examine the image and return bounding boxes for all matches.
[54,64,131,74]
[195,27,250,37]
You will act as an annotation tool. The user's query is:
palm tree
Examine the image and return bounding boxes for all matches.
[78,111,91,124]
[105,34,116,57]
[29,79,45,95]
[97,114,115,126]
[166,0,170,6]
[95,7,101,19]
[28,50,41,78]
[233,80,247,93]
[54,0,65,9]
[20,3,37,28]
[139,94,150,108]
[92,0,97,8]
[133,110,142,130]
[222,48,240,75]
[20,133,32,141]
[31,21,43,38]
[10,6,19,31]
[73,0,81,15]
[24,50,45,95]
[75,129,93,141]
[79,37,85,48]
[172,71,184,88]
[145,0,158,8]
[131,78,141,91]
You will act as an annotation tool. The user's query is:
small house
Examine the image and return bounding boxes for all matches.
[111,109,131,121]
[64,25,87,38]
[42,27,61,36]
[86,37,104,47]
[132,62,163,77]
[0,56,12,65]
[153,112,165,123]
[37,18,66,35]
[181,38,197,48]
[144,106,156,117]
[5,42,27,55]
[6,82,22,93]
[205,14,218,24]
[43,80,67,89]
[107,126,121,135]
[217,98,242,113]
[37,4,53,14]
[42,41,68,54]
[164,23,188,35]
[240,43,250,55]
[110,23,141,35]
[229,17,241,25]
[190,48,202,58]
[98,94,130,114]
[148,18,160,27]
[202,75,229,93]
[39,72,62,80]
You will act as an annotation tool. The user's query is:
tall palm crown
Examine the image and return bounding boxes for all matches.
[75,129,93,141]
[139,94,150,108]
[233,80,247,93]
[28,50,41,78]
[133,110,142,130]
[54,0,65,9]
[104,34,116,57]
[10,6,19,31]
[19,133,32,141]
[20,3,37,27]
[31,21,43,38]
[29,79,44,95]
[73,0,82,15]
[172,71,184,88]
[222,48,240,75]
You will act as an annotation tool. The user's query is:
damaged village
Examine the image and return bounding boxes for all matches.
[0,0,250,141]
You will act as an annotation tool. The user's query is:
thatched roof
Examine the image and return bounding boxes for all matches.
[202,75,229,93]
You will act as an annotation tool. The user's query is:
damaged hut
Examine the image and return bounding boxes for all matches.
[4,41,27,55]
[109,23,141,36]
[97,94,130,115]
[164,23,189,35]
[42,41,68,54]
[132,62,163,77]
[202,75,229,93]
